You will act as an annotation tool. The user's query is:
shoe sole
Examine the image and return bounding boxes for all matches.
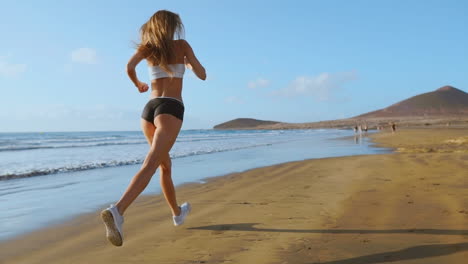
[101,209,123,246]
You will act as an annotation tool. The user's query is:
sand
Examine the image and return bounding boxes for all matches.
[0,128,467,264]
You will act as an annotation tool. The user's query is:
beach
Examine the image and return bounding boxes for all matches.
[0,129,382,241]
[0,128,467,263]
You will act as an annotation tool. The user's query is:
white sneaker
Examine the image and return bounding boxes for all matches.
[101,204,124,246]
[173,202,191,226]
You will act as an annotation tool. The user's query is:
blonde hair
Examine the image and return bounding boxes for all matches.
[138,10,184,75]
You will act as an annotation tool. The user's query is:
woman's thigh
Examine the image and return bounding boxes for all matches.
[153,114,183,149]
[142,114,182,169]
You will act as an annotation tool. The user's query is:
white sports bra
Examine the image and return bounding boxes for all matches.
[148,64,185,80]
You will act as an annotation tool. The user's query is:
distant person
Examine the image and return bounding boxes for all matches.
[353,125,358,134]
[391,122,396,133]
[100,10,206,247]
[363,124,368,134]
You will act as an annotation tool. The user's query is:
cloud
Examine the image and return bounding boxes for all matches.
[248,78,270,89]
[0,57,27,77]
[225,96,245,104]
[272,71,357,101]
[71,48,98,64]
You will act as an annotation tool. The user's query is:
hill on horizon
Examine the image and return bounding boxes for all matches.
[356,85,468,118]
[213,85,468,129]
[213,118,280,129]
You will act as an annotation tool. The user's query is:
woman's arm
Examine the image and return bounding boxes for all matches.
[126,50,149,93]
[182,40,206,80]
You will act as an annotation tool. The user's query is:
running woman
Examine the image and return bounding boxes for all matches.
[100,10,206,247]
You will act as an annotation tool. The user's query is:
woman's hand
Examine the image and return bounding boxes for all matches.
[136,81,149,93]
[127,50,148,91]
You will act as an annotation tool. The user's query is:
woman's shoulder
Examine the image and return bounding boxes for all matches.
[174,39,190,48]
[174,39,193,55]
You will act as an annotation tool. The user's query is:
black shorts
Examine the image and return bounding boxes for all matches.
[141,97,185,122]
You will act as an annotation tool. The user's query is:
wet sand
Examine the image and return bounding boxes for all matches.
[1,128,467,263]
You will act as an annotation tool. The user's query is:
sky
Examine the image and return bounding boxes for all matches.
[1,0,467,132]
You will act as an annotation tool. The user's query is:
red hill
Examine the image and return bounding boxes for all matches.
[356,86,468,118]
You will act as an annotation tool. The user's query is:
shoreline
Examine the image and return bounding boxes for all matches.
[1,127,467,263]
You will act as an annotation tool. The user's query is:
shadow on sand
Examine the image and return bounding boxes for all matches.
[309,243,468,264]
[189,223,468,236]
[189,223,468,263]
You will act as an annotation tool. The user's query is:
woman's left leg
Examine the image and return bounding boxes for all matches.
[101,115,182,246]
[159,153,181,216]
[140,118,180,216]
[115,114,182,215]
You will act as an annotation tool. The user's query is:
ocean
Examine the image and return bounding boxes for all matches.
[0,129,387,241]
